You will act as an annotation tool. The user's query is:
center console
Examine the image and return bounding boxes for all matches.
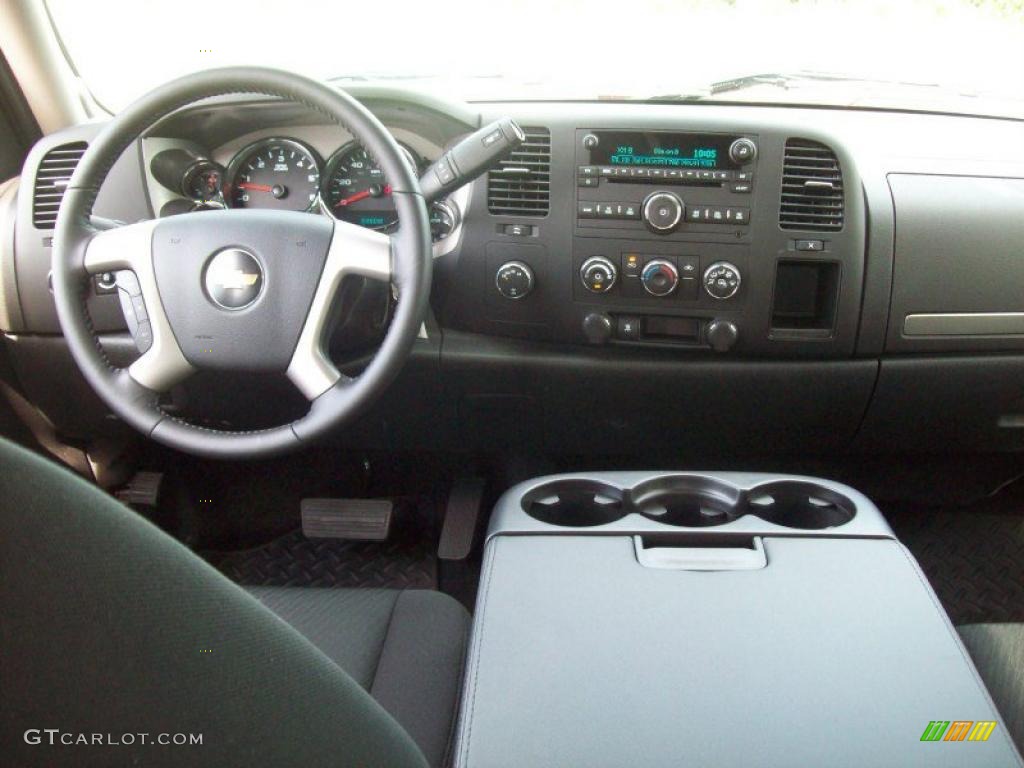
[453,472,1022,768]
[442,117,866,359]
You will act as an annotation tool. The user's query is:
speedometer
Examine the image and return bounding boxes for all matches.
[226,138,321,212]
[322,142,419,230]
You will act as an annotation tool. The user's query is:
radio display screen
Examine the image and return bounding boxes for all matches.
[590,132,740,170]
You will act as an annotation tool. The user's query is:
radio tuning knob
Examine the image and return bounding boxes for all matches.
[582,133,599,150]
[728,138,757,164]
[642,191,684,234]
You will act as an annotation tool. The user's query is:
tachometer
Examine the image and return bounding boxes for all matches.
[226,138,321,212]
[322,142,419,230]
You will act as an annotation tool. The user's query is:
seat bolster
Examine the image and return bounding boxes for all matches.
[371,590,471,768]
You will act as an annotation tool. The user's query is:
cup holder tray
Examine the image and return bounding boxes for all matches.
[513,472,880,535]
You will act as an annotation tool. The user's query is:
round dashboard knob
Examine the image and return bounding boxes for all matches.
[495,261,534,300]
[642,191,684,234]
[580,256,617,293]
[582,312,613,345]
[706,319,739,352]
[582,133,599,150]
[640,259,679,297]
[728,138,757,164]
[703,261,742,300]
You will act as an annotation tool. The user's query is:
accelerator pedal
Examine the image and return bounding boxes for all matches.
[300,498,393,540]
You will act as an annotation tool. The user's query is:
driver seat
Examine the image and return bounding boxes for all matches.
[0,438,469,768]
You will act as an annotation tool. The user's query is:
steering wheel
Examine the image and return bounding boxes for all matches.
[52,67,431,459]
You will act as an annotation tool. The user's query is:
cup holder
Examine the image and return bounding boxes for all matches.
[522,480,625,527]
[745,481,856,530]
[520,475,858,531]
[631,476,740,528]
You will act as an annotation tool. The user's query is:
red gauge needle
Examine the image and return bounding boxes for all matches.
[237,182,273,192]
[334,184,392,208]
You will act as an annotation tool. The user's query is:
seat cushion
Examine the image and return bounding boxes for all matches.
[959,623,1024,751]
[250,587,469,768]
[0,438,429,768]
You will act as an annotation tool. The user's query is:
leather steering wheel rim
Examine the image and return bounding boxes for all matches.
[52,67,432,459]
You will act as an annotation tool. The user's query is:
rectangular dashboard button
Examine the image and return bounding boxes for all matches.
[727,207,750,224]
[578,165,598,177]
[578,202,598,218]
[578,176,599,188]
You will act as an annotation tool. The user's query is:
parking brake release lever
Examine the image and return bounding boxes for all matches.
[418,118,526,203]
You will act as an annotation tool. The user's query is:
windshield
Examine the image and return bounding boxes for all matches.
[48,0,1024,119]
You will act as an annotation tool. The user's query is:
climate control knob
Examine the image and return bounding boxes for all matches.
[642,191,685,233]
[495,261,534,300]
[641,259,679,297]
[703,261,742,300]
[580,256,617,293]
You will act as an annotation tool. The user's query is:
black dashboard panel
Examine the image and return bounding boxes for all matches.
[5,86,1024,454]
[438,104,866,360]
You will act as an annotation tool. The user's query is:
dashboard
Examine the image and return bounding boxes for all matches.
[3,87,1024,459]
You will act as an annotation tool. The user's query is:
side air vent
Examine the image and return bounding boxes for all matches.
[33,141,88,229]
[779,139,843,231]
[487,127,550,217]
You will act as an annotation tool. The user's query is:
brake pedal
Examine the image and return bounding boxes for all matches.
[300,498,393,540]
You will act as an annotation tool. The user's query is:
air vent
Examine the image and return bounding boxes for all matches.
[779,139,843,231]
[33,141,87,229]
[487,127,550,217]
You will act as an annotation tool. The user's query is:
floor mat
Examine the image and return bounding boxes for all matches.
[891,509,1024,626]
[202,500,438,590]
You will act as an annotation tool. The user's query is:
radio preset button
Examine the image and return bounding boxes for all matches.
[578,165,598,177]
[578,176,599,188]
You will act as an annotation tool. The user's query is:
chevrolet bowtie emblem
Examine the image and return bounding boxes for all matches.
[212,268,260,291]
[204,249,264,310]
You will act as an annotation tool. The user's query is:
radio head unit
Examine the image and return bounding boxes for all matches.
[588,131,747,171]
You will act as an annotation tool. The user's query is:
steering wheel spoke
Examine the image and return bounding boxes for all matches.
[83,220,194,392]
[286,221,392,400]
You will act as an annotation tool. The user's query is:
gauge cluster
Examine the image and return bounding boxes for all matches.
[146,134,461,244]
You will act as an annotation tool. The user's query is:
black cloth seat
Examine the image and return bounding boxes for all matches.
[0,438,468,768]
[249,586,468,767]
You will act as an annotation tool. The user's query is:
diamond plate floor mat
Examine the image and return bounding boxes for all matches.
[202,501,437,590]
[890,509,1024,626]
